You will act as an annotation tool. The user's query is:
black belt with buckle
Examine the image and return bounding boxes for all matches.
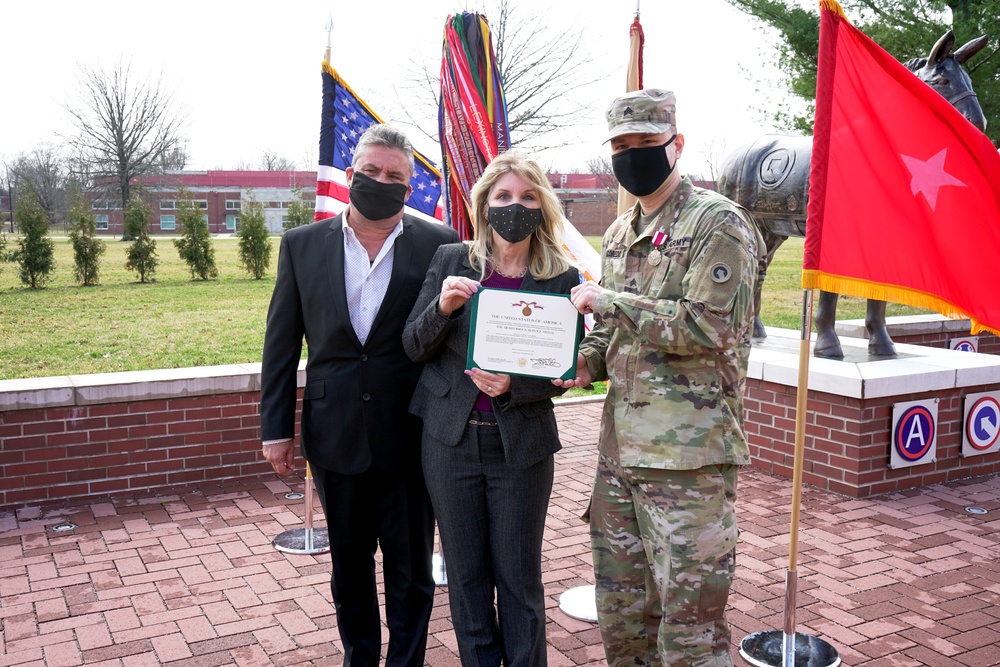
[468,418,498,427]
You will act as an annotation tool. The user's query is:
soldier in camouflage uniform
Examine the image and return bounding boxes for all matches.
[554,89,762,667]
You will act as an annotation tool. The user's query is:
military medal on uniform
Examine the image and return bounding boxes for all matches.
[648,230,668,266]
[647,188,688,267]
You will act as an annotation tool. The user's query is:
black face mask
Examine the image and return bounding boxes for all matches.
[611,135,677,197]
[349,171,409,221]
[487,203,544,243]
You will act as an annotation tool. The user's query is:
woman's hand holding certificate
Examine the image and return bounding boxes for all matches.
[466,287,583,381]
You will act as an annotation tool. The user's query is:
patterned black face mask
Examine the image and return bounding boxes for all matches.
[611,135,677,197]
[487,203,544,243]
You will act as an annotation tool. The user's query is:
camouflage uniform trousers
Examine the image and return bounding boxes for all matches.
[591,452,739,667]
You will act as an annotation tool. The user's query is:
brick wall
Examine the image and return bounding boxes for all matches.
[5,348,1000,508]
[890,331,1000,355]
[0,391,276,509]
[745,378,1000,498]
[0,365,297,510]
[563,200,618,236]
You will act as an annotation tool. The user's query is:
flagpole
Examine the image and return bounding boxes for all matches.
[784,289,814,664]
[740,289,840,667]
[272,463,331,555]
[324,13,333,63]
[617,7,643,216]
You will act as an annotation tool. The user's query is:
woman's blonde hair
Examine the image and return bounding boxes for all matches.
[467,150,576,281]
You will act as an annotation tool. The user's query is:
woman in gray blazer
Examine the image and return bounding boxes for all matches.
[403,151,582,667]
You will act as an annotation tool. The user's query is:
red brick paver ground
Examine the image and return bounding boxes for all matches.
[2,398,999,666]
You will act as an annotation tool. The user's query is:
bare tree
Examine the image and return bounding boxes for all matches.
[258,150,297,171]
[699,137,728,186]
[584,156,620,201]
[64,61,186,231]
[1,168,14,233]
[6,145,68,227]
[397,0,605,152]
[160,144,189,171]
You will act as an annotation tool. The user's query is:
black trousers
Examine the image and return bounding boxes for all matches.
[422,413,554,667]
[311,461,435,667]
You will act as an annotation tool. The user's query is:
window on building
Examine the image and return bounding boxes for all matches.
[160,214,176,230]
[281,215,290,224]
[192,200,208,210]
[225,200,241,210]
[226,214,239,231]
[160,200,176,210]
[265,201,282,209]
[92,200,108,210]
[95,214,109,230]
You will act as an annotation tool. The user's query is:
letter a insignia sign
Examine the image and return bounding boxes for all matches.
[890,399,939,469]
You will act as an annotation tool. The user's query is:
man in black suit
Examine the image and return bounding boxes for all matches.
[260,123,458,667]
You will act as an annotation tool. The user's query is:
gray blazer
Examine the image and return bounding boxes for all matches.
[403,243,582,469]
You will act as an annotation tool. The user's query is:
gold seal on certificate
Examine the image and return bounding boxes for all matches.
[467,287,583,380]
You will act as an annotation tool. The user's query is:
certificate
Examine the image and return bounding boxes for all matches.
[467,287,583,381]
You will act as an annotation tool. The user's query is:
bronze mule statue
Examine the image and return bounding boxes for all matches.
[719,30,988,359]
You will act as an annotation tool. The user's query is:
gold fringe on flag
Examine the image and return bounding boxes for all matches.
[818,0,847,18]
[802,270,1000,337]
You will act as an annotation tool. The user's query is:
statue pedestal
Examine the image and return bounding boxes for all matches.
[746,328,1000,497]
[835,314,1000,355]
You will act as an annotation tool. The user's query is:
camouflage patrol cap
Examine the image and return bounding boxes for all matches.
[604,89,676,142]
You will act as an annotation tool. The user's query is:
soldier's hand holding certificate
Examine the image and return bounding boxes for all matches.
[466,287,583,381]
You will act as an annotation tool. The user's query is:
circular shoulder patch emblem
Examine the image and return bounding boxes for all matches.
[710,263,731,283]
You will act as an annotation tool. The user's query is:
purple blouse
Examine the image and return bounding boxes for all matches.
[473,269,524,413]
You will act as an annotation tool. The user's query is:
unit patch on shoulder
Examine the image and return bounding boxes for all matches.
[710,263,731,283]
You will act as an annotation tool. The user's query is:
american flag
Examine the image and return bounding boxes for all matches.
[315,62,444,223]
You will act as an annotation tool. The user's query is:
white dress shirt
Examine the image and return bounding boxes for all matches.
[262,214,404,448]
[343,216,404,345]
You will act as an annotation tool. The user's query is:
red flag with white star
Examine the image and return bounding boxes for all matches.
[804,0,1000,336]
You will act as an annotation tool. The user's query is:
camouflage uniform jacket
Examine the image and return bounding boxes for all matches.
[580,176,762,470]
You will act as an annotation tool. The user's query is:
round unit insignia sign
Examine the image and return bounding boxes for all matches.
[962,391,1000,456]
[949,336,979,353]
[890,399,938,469]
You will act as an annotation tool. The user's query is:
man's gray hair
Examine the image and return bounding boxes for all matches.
[352,124,416,176]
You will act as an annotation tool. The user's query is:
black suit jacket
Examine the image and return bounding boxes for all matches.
[403,243,582,469]
[260,213,458,475]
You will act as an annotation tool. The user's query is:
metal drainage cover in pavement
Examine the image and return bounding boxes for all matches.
[50,522,78,532]
[965,506,988,515]
[284,492,305,500]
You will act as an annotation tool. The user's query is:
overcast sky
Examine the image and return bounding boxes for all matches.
[1,0,795,177]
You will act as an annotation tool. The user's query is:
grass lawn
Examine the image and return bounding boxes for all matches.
[0,233,928,382]
[1,236,278,379]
